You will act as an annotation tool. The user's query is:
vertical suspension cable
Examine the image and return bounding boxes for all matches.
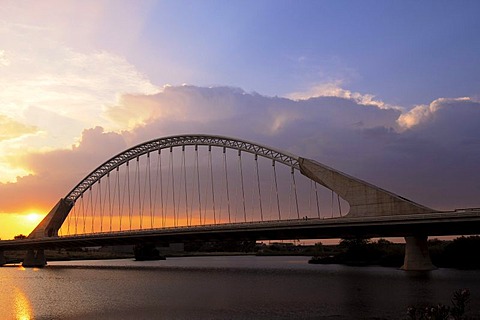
[182,146,189,226]
[249,157,256,221]
[107,172,112,232]
[175,148,183,226]
[153,149,164,228]
[71,202,77,235]
[202,150,210,225]
[223,147,231,223]
[71,202,76,235]
[272,160,281,220]
[79,197,83,234]
[268,168,274,221]
[140,155,150,230]
[66,201,71,235]
[102,177,108,232]
[195,145,202,225]
[89,185,95,233]
[254,154,263,221]
[165,148,172,227]
[68,202,73,235]
[81,193,86,234]
[141,155,150,230]
[110,170,116,232]
[157,149,166,228]
[135,156,142,229]
[238,150,246,222]
[170,147,176,227]
[188,148,196,226]
[208,146,216,224]
[147,152,153,229]
[116,166,122,231]
[127,161,132,230]
[120,165,128,231]
[82,192,87,233]
[291,167,300,219]
[99,178,104,232]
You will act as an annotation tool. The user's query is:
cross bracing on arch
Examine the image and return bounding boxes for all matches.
[65,134,300,204]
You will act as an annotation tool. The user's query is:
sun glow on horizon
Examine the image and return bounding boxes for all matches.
[0,212,46,240]
[25,212,44,224]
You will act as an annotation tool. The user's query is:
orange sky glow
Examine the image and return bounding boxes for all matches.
[1,1,479,240]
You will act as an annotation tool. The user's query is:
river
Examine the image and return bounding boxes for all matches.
[1,256,479,319]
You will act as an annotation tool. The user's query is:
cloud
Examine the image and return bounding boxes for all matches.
[108,86,480,210]
[1,86,479,216]
[0,127,127,213]
[398,97,479,130]
[106,85,249,129]
[0,50,10,66]
[0,18,159,183]
[287,81,399,110]
[0,114,37,141]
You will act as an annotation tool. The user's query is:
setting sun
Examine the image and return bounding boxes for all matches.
[25,213,43,224]
[0,212,46,240]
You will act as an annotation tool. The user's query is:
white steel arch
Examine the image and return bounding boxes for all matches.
[65,134,300,203]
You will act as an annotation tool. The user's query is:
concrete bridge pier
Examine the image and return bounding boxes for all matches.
[22,249,47,268]
[0,251,6,266]
[401,236,435,271]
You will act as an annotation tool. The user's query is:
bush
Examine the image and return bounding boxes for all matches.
[407,289,471,320]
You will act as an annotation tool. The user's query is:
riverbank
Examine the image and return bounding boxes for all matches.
[308,236,480,269]
[4,236,480,269]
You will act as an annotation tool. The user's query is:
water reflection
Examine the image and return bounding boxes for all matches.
[2,257,480,319]
[14,287,32,320]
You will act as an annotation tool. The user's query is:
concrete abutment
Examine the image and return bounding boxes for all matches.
[0,251,6,266]
[401,236,435,271]
[22,249,47,268]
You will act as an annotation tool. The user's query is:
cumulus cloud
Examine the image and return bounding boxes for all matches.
[108,86,480,210]
[288,81,399,110]
[398,97,478,130]
[106,86,249,129]
[1,86,479,215]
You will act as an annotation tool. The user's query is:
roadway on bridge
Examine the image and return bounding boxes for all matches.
[1,210,479,251]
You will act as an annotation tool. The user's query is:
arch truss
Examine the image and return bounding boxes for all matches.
[65,135,300,203]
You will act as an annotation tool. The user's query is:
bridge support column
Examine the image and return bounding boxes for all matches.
[134,243,165,261]
[22,249,47,268]
[401,236,435,271]
[0,251,6,266]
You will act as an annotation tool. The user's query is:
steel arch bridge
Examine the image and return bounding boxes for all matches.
[6,134,468,270]
[27,134,432,240]
[5,134,467,271]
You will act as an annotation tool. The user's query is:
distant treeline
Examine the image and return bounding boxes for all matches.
[309,236,480,269]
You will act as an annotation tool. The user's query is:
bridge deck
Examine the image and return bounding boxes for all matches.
[1,210,480,251]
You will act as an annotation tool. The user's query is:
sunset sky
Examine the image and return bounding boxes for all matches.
[1,1,479,239]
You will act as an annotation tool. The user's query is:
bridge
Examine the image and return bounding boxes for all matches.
[1,134,479,270]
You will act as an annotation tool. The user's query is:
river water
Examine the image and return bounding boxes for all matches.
[1,256,479,319]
